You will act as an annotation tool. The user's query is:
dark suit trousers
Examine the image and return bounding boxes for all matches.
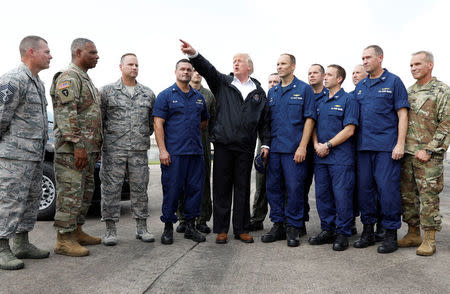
[213,143,253,235]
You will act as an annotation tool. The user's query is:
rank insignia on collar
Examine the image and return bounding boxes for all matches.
[253,94,260,101]
[0,83,16,104]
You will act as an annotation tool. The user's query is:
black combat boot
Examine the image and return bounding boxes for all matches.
[161,223,174,245]
[176,222,186,233]
[375,222,385,242]
[248,221,264,231]
[261,223,286,243]
[333,234,349,251]
[286,225,300,247]
[308,230,336,245]
[184,220,206,243]
[196,221,211,234]
[353,224,375,248]
[299,226,307,237]
[351,218,357,236]
[377,229,398,254]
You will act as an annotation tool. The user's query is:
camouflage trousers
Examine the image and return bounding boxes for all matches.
[0,158,42,239]
[400,153,443,231]
[53,152,97,233]
[100,150,149,222]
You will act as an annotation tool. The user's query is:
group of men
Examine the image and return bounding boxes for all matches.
[0,36,448,271]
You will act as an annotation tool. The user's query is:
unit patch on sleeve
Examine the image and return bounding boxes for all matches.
[57,81,71,90]
[0,83,16,104]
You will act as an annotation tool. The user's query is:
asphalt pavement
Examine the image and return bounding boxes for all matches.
[1,164,450,294]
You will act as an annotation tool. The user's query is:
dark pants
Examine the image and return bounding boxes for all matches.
[251,139,268,223]
[357,151,401,230]
[314,164,355,236]
[212,143,253,235]
[303,144,314,222]
[160,155,204,224]
[177,132,212,223]
[266,152,307,228]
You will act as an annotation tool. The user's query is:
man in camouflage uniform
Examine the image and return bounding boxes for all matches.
[176,68,216,234]
[0,36,52,270]
[51,38,103,257]
[398,51,450,256]
[99,53,156,246]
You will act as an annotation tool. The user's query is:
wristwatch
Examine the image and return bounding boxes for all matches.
[425,149,432,155]
[327,141,333,149]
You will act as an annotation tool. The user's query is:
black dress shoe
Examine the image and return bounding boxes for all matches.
[308,230,336,245]
[161,223,173,245]
[176,222,186,233]
[377,229,398,254]
[353,224,375,248]
[249,221,264,231]
[196,222,211,234]
[333,234,349,251]
[286,225,300,247]
[184,220,206,243]
[299,226,307,237]
[261,223,286,243]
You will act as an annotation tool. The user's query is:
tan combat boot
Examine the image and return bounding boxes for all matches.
[54,232,89,257]
[398,225,422,247]
[416,229,436,256]
[72,225,101,245]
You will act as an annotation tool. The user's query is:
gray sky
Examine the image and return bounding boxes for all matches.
[1,0,449,104]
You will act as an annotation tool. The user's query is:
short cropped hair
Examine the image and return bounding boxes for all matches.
[71,38,94,58]
[281,53,296,65]
[175,58,192,69]
[328,64,346,84]
[311,64,325,74]
[365,45,384,57]
[269,72,279,77]
[19,35,47,57]
[120,53,137,64]
[412,50,434,63]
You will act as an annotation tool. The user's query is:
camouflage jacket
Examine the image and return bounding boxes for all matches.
[198,86,216,139]
[405,77,450,156]
[0,63,48,161]
[100,79,156,151]
[50,63,102,154]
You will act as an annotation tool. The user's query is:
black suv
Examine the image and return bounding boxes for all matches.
[38,114,130,220]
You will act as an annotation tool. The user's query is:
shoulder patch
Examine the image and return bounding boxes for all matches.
[57,81,71,90]
[0,82,17,104]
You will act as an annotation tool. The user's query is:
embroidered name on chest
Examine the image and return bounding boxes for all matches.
[290,94,303,100]
[378,88,392,94]
[330,105,343,111]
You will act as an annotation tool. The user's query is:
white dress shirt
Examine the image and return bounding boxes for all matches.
[231,76,256,100]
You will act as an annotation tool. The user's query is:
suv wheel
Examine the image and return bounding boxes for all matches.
[38,161,57,220]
